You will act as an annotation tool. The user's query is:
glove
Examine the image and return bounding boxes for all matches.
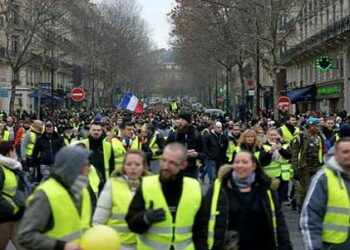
[143,201,166,225]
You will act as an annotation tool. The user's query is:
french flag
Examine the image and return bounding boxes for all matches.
[117,93,143,113]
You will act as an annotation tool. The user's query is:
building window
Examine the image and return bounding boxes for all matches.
[11,5,20,25]
[340,0,344,17]
[11,35,19,56]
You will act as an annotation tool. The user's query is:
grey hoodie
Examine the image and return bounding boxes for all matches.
[300,154,350,250]
[17,147,91,250]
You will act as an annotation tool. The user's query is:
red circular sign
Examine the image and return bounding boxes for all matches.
[276,96,291,111]
[71,87,85,102]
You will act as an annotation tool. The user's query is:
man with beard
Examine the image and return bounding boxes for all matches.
[166,112,206,179]
[278,114,301,144]
[226,123,241,163]
[126,143,207,249]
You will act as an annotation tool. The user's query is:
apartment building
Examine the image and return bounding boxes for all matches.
[282,0,350,115]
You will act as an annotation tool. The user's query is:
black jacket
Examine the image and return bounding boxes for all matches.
[32,132,64,167]
[166,126,207,169]
[202,130,228,166]
[126,172,208,250]
[203,167,292,250]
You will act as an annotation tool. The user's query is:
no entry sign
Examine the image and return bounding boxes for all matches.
[276,96,291,111]
[71,87,85,102]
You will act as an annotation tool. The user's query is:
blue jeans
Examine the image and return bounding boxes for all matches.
[205,160,217,184]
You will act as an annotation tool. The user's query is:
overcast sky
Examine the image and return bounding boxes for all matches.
[92,0,174,49]
[138,0,174,49]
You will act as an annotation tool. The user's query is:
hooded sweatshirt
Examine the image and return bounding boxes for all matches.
[17,147,91,250]
[300,153,350,250]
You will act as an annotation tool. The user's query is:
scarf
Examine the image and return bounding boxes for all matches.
[232,171,256,188]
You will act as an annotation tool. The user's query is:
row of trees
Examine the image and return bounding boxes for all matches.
[170,0,306,113]
[0,0,157,113]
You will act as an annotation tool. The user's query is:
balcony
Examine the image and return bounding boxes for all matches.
[281,14,350,63]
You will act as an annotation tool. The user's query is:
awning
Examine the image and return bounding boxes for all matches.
[30,91,64,104]
[287,85,316,103]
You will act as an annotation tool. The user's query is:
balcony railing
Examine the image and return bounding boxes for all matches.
[281,14,350,62]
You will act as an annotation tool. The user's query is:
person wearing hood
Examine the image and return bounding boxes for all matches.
[93,150,149,250]
[203,151,292,250]
[31,120,64,182]
[300,138,350,250]
[0,142,26,250]
[17,147,92,250]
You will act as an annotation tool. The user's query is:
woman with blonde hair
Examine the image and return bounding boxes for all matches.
[230,129,261,163]
[93,150,149,250]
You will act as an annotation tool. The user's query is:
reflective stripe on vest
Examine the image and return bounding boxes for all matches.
[31,178,91,242]
[111,138,126,171]
[107,178,136,244]
[82,139,111,179]
[138,175,202,250]
[0,165,19,214]
[64,137,78,146]
[207,179,278,249]
[262,145,282,178]
[280,143,292,181]
[280,125,300,143]
[149,134,160,160]
[88,165,100,198]
[226,140,236,162]
[322,167,350,244]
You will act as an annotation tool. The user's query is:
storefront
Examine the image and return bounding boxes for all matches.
[316,83,343,116]
[286,84,316,113]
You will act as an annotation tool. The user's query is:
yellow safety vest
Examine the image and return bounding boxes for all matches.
[63,137,78,146]
[2,130,10,141]
[149,134,160,160]
[107,178,136,245]
[171,102,178,111]
[280,125,300,143]
[81,138,112,180]
[335,133,340,142]
[280,144,292,181]
[25,130,37,157]
[226,140,236,162]
[111,138,126,171]
[88,165,100,198]
[131,137,141,150]
[235,146,260,161]
[322,167,350,244]
[138,175,202,250]
[30,178,91,243]
[262,145,282,178]
[0,165,19,214]
[208,179,278,249]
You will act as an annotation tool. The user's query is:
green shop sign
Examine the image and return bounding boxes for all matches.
[317,86,341,96]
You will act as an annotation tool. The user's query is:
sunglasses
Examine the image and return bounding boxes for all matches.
[45,125,53,128]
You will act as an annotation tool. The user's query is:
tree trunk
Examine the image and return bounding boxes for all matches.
[9,69,19,115]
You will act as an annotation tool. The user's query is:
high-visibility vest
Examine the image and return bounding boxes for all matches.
[138,175,202,250]
[2,130,10,141]
[335,133,340,142]
[149,134,160,160]
[63,136,78,146]
[226,140,237,162]
[111,138,126,171]
[322,167,350,244]
[30,178,91,242]
[88,165,100,198]
[131,137,141,150]
[280,144,292,181]
[297,135,323,165]
[235,146,260,161]
[171,102,178,111]
[107,178,136,245]
[81,138,112,180]
[25,130,37,157]
[262,145,282,178]
[280,125,300,143]
[208,179,278,249]
[0,165,19,214]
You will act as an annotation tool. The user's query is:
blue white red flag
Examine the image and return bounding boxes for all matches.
[117,93,143,113]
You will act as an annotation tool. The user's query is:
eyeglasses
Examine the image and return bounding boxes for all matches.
[45,125,53,128]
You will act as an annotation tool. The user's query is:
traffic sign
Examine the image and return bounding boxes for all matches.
[276,96,291,111]
[71,87,85,102]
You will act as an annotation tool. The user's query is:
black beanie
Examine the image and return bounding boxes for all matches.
[339,123,350,138]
